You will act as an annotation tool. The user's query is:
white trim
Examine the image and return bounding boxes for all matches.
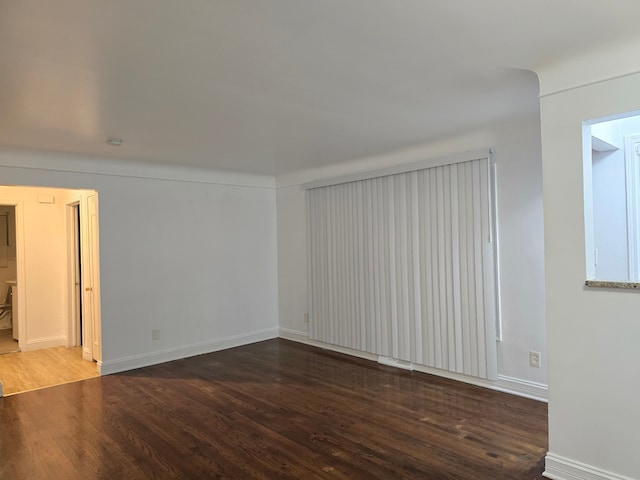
[21,335,68,351]
[303,149,491,190]
[278,327,310,343]
[491,162,503,341]
[544,453,636,480]
[624,134,640,281]
[536,37,640,99]
[98,328,278,375]
[495,375,548,402]
[279,332,547,401]
[538,70,640,99]
[409,365,547,402]
[378,356,413,371]
[278,328,380,362]
[0,148,275,189]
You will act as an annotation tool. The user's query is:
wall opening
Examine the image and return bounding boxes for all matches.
[583,110,640,282]
[0,185,102,370]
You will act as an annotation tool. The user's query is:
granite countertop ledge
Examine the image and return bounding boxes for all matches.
[585,280,640,290]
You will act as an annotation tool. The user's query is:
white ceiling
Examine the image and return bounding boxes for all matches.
[1,0,639,175]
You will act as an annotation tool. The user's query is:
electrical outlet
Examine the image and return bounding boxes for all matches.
[529,351,541,368]
[152,329,160,341]
[304,313,309,324]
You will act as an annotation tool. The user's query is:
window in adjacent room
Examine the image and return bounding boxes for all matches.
[583,111,640,282]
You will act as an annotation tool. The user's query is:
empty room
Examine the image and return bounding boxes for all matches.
[1,1,639,479]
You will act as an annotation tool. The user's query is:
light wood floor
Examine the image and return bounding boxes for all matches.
[0,328,19,354]
[0,345,100,396]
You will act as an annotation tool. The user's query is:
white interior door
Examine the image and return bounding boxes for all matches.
[87,194,102,362]
[81,193,102,362]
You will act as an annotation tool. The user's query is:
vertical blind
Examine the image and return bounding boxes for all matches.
[307,157,498,380]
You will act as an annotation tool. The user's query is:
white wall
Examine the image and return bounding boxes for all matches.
[538,69,640,478]
[0,148,279,373]
[592,146,628,280]
[276,113,548,399]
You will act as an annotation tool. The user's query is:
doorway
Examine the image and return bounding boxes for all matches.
[66,192,102,362]
[68,203,82,350]
[0,185,102,393]
[0,205,17,354]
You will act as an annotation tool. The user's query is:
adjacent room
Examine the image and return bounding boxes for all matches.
[0,206,18,356]
[0,1,639,479]
[0,185,102,395]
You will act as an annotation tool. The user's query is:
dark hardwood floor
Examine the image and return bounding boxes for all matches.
[0,339,548,479]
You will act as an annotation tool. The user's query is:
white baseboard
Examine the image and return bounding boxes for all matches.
[410,364,548,402]
[496,374,548,402]
[544,453,635,480]
[278,328,379,362]
[278,329,547,402]
[378,356,413,370]
[278,327,311,343]
[98,328,279,375]
[21,335,67,351]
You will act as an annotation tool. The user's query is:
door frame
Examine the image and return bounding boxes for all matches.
[0,186,102,364]
[66,202,82,349]
[84,193,102,363]
[66,192,102,363]
[0,198,26,350]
